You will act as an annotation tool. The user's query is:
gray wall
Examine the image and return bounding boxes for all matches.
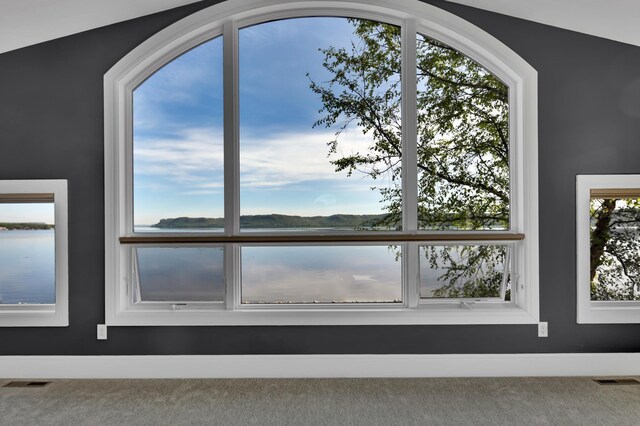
[1,0,639,355]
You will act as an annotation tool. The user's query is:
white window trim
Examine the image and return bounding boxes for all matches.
[104,0,539,326]
[0,180,68,327]
[576,174,640,323]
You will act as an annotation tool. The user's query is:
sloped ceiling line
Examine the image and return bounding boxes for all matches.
[0,0,202,54]
[1,0,639,55]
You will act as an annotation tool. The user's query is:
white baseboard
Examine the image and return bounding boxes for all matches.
[1,353,639,379]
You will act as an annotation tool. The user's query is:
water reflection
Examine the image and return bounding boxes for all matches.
[419,245,509,299]
[241,246,402,304]
[136,247,224,302]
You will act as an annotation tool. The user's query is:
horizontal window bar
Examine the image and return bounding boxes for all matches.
[0,193,54,203]
[120,232,524,244]
[590,188,640,199]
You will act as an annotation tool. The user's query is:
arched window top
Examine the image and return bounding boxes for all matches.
[106,0,536,97]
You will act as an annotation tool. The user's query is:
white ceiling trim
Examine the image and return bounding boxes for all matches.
[446,0,640,47]
[0,0,202,55]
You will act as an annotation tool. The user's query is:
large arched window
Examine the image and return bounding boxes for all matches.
[105,0,538,326]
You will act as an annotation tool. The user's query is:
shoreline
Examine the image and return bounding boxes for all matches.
[0,225,54,231]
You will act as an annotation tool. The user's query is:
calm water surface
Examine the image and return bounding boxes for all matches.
[241,245,402,303]
[0,229,55,304]
[0,227,503,304]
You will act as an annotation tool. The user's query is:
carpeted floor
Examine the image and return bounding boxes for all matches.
[0,377,639,425]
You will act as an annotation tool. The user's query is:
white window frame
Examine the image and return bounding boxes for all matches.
[104,0,539,326]
[0,180,69,327]
[576,174,640,323]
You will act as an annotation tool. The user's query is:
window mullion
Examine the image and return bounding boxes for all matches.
[401,18,418,233]
[223,20,240,236]
[402,19,419,308]
[226,243,240,310]
[223,21,240,310]
[406,242,419,308]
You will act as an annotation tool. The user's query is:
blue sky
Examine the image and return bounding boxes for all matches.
[0,204,54,224]
[133,17,397,226]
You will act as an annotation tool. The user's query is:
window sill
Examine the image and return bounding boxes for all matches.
[577,301,640,324]
[0,305,68,327]
[107,304,538,326]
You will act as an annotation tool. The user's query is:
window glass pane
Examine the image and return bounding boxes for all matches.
[0,203,55,304]
[239,18,401,231]
[419,245,510,299]
[241,246,402,304]
[133,37,224,232]
[590,197,640,301]
[135,247,224,302]
[417,34,509,230]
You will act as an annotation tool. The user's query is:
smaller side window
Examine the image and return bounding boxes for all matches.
[0,180,68,326]
[577,175,640,323]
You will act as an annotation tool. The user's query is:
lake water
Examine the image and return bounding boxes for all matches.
[0,229,55,304]
[134,227,404,303]
[134,243,506,303]
[241,245,402,303]
[0,227,506,305]
[133,244,402,304]
[136,246,225,302]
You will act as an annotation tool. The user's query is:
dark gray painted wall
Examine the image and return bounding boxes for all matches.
[1,0,639,355]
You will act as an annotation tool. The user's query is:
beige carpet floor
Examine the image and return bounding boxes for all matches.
[1,377,639,425]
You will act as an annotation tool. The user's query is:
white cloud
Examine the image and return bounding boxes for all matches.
[134,127,224,188]
[240,128,384,189]
[133,126,395,212]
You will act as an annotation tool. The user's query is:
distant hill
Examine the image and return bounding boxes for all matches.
[0,222,53,230]
[152,214,395,229]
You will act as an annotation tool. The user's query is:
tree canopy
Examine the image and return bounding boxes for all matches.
[590,198,640,301]
[309,19,510,298]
